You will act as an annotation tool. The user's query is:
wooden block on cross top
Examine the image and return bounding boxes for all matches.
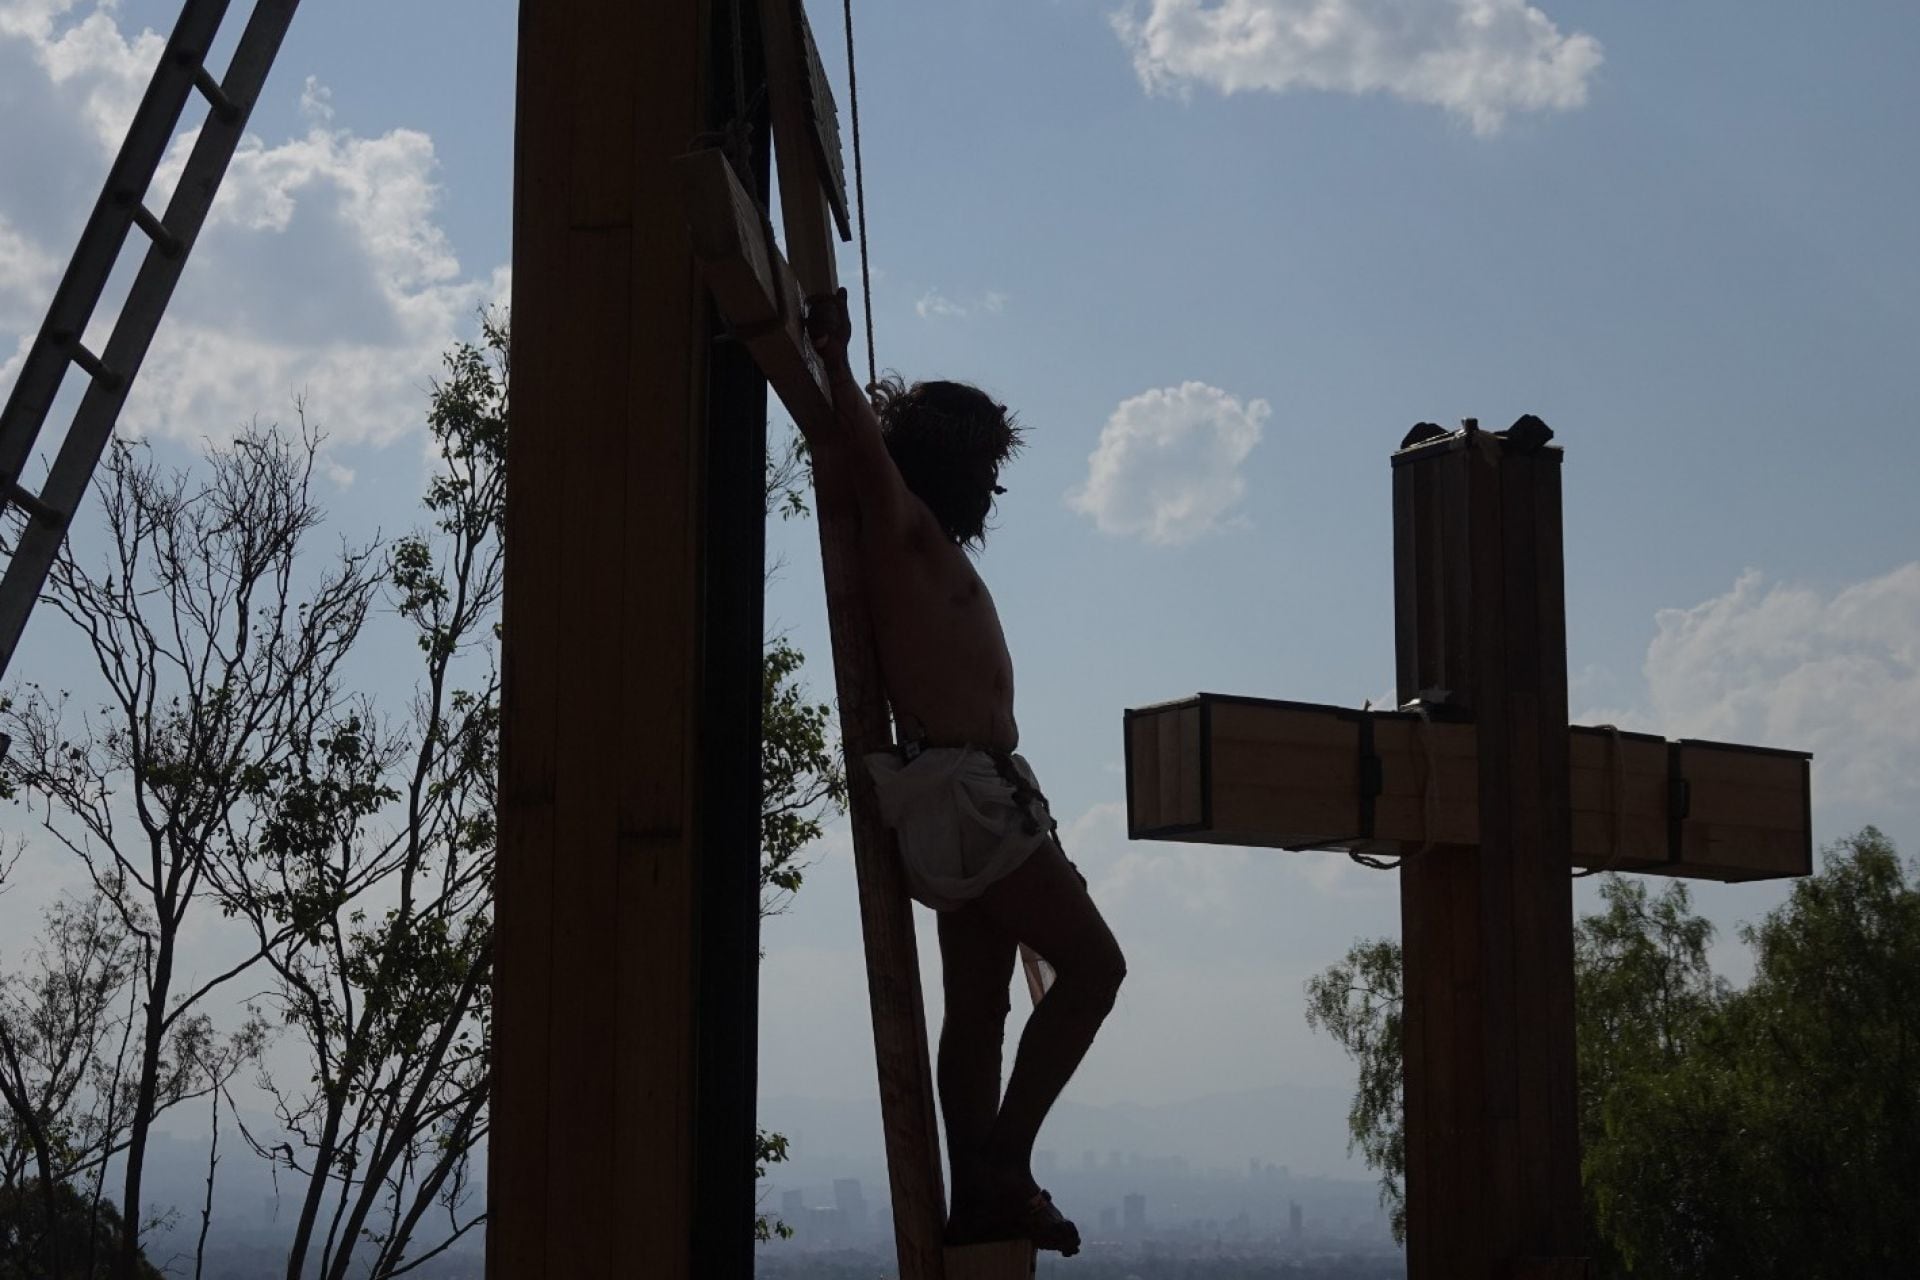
[1123,693,1812,881]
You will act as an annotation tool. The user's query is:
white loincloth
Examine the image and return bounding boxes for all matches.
[863,747,1057,912]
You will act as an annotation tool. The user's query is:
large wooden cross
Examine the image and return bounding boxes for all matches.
[1124,423,1812,1278]
[674,5,1031,1280]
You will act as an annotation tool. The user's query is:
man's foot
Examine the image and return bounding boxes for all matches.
[947,1188,1081,1258]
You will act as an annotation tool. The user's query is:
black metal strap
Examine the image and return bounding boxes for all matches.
[1665,743,1691,867]
[1357,712,1382,840]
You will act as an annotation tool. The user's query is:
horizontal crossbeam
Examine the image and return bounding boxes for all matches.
[1124,693,1811,881]
[676,148,833,432]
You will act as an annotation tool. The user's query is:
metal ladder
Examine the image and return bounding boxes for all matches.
[0,0,302,683]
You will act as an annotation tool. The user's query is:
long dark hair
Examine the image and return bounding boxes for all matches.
[870,376,1024,549]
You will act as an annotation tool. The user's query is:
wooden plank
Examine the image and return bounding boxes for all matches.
[1670,742,1813,881]
[676,148,833,432]
[1533,450,1586,1252]
[758,0,841,293]
[605,1,718,1270]
[1675,823,1810,880]
[488,0,573,1268]
[497,3,768,1276]
[1672,739,1807,785]
[944,1241,1037,1280]
[1157,699,1184,827]
[690,3,774,1260]
[696,6,947,1275]
[1454,440,1500,1274]
[1126,708,1163,833]
[1685,779,1807,828]
[1568,726,1668,872]
[1389,434,1586,1277]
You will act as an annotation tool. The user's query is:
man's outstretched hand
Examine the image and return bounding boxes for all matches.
[805,286,853,376]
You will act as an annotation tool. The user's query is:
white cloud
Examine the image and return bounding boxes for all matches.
[1070,800,1254,915]
[0,4,505,455]
[0,213,56,330]
[1065,380,1267,545]
[914,286,1009,322]
[1596,564,1920,810]
[1111,0,1604,135]
[915,289,965,320]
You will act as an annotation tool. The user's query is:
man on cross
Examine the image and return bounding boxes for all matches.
[804,288,1125,1258]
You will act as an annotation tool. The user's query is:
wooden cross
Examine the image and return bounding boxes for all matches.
[676,4,1032,1279]
[1124,423,1812,1279]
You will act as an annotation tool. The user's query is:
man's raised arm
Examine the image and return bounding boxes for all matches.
[803,288,913,532]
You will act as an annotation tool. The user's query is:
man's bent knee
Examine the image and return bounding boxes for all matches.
[1063,937,1125,1008]
[944,980,1013,1027]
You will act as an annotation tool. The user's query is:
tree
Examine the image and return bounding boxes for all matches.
[0,317,845,1271]
[2,422,375,1279]
[212,320,506,1280]
[0,888,139,1279]
[1306,829,1920,1276]
[0,1181,161,1280]
[1302,938,1403,1241]
[754,431,845,1241]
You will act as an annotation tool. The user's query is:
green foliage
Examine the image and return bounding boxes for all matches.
[760,637,846,917]
[0,1182,161,1280]
[754,1128,795,1242]
[1302,938,1404,1242]
[1306,828,1920,1276]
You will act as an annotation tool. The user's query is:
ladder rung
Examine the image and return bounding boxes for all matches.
[5,483,68,531]
[190,62,240,122]
[126,199,182,258]
[57,335,123,391]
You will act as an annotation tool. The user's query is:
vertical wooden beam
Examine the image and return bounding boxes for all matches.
[754,3,947,1274]
[692,1,772,1269]
[1391,431,1585,1279]
[494,3,765,1277]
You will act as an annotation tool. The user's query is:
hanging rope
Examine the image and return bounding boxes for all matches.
[841,0,878,388]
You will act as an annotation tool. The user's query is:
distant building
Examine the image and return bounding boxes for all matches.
[833,1179,868,1238]
[1098,1206,1117,1234]
[806,1205,845,1243]
[781,1188,805,1222]
[1123,1192,1146,1234]
[1289,1199,1304,1239]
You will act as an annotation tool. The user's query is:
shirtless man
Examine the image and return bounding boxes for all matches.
[803,288,1126,1257]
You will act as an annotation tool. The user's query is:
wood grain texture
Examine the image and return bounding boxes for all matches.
[1392,438,1585,1277]
[944,1240,1037,1280]
[754,3,947,1273]
[494,2,764,1276]
[676,148,834,431]
[488,2,570,1269]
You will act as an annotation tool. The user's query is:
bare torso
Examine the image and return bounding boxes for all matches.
[860,504,1018,752]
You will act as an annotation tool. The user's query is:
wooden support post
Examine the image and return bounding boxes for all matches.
[1391,431,1585,1277]
[492,3,767,1276]
[945,1240,1038,1280]
[683,3,949,1271]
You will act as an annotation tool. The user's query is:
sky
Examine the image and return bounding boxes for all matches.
[2,0,1919,1181]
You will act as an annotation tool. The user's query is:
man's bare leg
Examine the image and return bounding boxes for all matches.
[936,902,1017,1231]
[967,839,1126,1229]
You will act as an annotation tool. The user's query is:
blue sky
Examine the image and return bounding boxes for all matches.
[3,0,1918,1175]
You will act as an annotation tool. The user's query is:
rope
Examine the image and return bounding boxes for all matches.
[841,0,878,387]
[1346,698,1441,872]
